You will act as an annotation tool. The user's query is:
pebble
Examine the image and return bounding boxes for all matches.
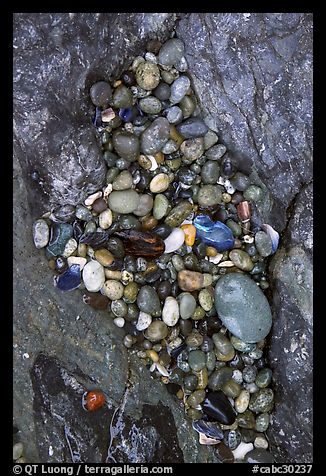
[170,75,191,104]
[46,223,73,257]
[112,84,133,108]
[222,379,241,398]
[90,81,112,108]
[255,368,273,388]
[165,106,183,124]
[149,173,170,193]
[255,231,273,257]
[133,194,154,217]
[94,249,114,267]
[255,413,270,433]
[230,336,256,353]
[139,96,162,114]
[232,442,254,461]
[136,311,152,331]
[165,201,193,227]
[112,170,133,190]
[145,320,169,342]
[162,139,179,154]
[179,292,197,319]
[13,442,24,460]
[141,117,170,154]
[158,38,185,66]
[213,333,235,361]
[204,130,219,150]
[235,389,250,413]
[244,448,274,463]
[254,436,269,450]
[136,61,160,90]
[113,131,140,161]
[82,261,105,292]
[215,442,235,463]
[198,288,213,311]
[67,256,87,270]
[108,190,140,214]
[162,297,179,326]
[137,285,161,317]
[176,117,209,139]
[205,144,227,160]
[62,237,78,257]
[188,350,206,371]
[243,185,263,202]
[153,194,170,220]
[201,160,220,184]
[229,249,254,272]
[92,198,108,213]
[113,317,125,328]
[163,228,185,254]
[214,274,272,343]
[33,219,50,248]
[179,95,196,118]
[101,280,124,300]
[181,224,196,246]
[249,388,274,413]
[154,82,171,101]
[99,209,113,229]
[178,270,205,291]
[237,410,256,429]
[197,185,223,207]
[180,138,204,161]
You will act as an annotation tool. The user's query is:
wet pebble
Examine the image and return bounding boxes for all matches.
[145,320,168,342]
[102,280,124,300]
[149,173,170,193]
[136,311,152,331]
[177,117,209,139]
[82,261,105,292]
[170,75,190,104]
[108,190,140,214]
[33,219,50,248]
[255,231,273,257]
[112,170,133,190]
[141,117,170,155]
[162,296,179,326]
[137,285,161,317]
[164,228,185,253]
[136,61,160,90]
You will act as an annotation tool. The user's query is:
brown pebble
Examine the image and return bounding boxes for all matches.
[178,270,204,291]
[141,215,158,231]
[170,125,184,146]
[146,39,162,54]
[94,249,115,267]
[92,198,108,213]
[48,259,56,270]
[154,151,165,164]
[83,292,110,310]
[206,246,218,257]
[215,442,235,463]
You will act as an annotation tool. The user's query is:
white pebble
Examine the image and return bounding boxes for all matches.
[232,442,254,460]
[103,183,113,199]
[209,253,223,264]
[33,219,50,249]
[162,296,179,326]
[235,389,250,413]
[113,317,125,328]
[244,382,259,393]
[243,235,254,244]
[232,369,243,384]
[82,261,105,292]
[62,238,78,257]
[218,260,234,267]
[99,209,113,229]
[13,442,24,460]
[147,155,159,171]
[136,312,152,331]
[145,52,157,63]
[164,228,185,253]
[224,179,235,194]
[67,257,87,270]
[254,436,269,450]
[85,191,102,206]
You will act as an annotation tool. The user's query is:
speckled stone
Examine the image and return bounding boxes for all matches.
[136,61,160,90]
[197,185,223,207]
[112,170,133,190]
[164,200,193,227]
[139,96,162,114]
[214,274,272,343]
[180,138,204,161]
[188,350,206,371]
[170,75,191,104]
[33,219,50,248]
[101,280,124,300]
[108,190,140,214]
[255,413,270,433]
[229,250,254,272]
[133,194,154,217]
[201,160,220,184]
[140,117,170,155]
[255,231,273,257]
[249,388,274,413]
[145,320,169,342]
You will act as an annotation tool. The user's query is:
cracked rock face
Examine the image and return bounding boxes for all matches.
[13,12,312,463]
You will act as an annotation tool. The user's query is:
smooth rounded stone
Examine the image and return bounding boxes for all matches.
[162,296,179,327]
[204,130,219,150]
[191,306,205,321]
[123,281,139,303]
[205,144,226,161]
[90,81,112,108]
[161,139,179,154]
[152,194,169,220]
[255,231,273,257]
[170,75,191,104]
[176,117,209,139]
[254,436,269,450]
[255,413,270,433]
[118,215,141,231]
[243,366,258,384]
[94,249,114,267]
[111,299,128,317]
[112,84,133,108]
[149,173,170,193]
[106,237,125,258]
[101,280,124,300]
[133,194,154,217]
[249,389,274,413]
[214,274,272,343]
[61,237,77,258]
[215,442,235,463]
[187,389,206,408]
[112,131,140,161]
[229,250,253,272]
[92,198,108,214]
[145,320,168,342]
[178,270,204,292]
[232,442,254,461]
[213,333,234,359]
[225,219,242,238]
[33,219,50,248]
[152,223,172,240]
[108,190,140,214]
[222,379,241,399]
[232,369,243,385]
[230,336,256,353]
[184,374,198,392]
[208,368,233,391]
[230,172,250,192]
[197,185,223,207]
[245,382,259,394]
[113,317,125,328]
[135,61,160,90]
[255,368,273,388]
[98,209,113,229]
[75,205,93,222]
[141,117,170,155]
[237,410,256,430]
[201,161,220,184]
[188,350,206,371]
[244,449,274,463]
[84,221,96,234]
[197,288,213,311]
[163,228,185,254]
[243,185,263,202]
[235,390,250,414]
[139,96,162,114]
[179,95,195,118]
[203,391,236,425]
[164,201,193,227]
[136,311,152,331]
[165,105,183,124]
[112,170,133,191]
[13,442,24,460]
[180,138,204,161]
[225,430,242,451]
[82,261,105,292]
[158,38,184,66]
[153,82,171,101]
[179,292,196,319]
[137,285,161,317]
[186,331,204,349]
[106,167,120,184]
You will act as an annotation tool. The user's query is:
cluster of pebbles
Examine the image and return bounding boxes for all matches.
[32,36,279,464]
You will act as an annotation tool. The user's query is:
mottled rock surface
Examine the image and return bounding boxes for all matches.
[14,12,312,463]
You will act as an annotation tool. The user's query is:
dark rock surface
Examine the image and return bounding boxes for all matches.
[13,12,312,463]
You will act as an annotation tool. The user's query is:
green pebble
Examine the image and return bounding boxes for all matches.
[153,194,170,220]
[255,368,273,388]
[208,367,233,391]
[230,336,256,353]
[229,249,254,272]
[249,388,274,413]
[183,374,198,392]
[187,389,206,408]
[106,167,120,183]
[206,350,217,371]
[237,410,256,429]
[198,288,214,311]
[255,413,270,432]
[179,95,196,118]
[186,331,204,348]
[172,255,185,272]
[112,84,133,108]
[139,96,162,114]
[164,200,193,227]
[123,282,139,303]
[243,185,263,202]
[197,184,223,207]
[201,160,220,184]
[226,219,242,238]
[192,306,205,321]
[222,379,241,398]
[188,350,206,371]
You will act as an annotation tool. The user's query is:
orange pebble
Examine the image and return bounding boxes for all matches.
[181,224,196,246]
[82,390,106,412]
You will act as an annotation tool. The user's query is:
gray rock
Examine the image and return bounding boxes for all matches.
[164,106,183,124]
[140,117,170,154]
[112,170,133,190]
[90,81,112,108]
[137,285,161,317]
[33,219,50,249]
[170,75,191,104]
[108,190,140,214]
[139,96,162,114]
[158,38,185,66]
[214,274,272,343]
[176,117,209,138]
[113,131,140,162]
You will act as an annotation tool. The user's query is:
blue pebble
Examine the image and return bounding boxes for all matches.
[54,264,81,292]
[194,215,235,251]
[118,107,134,122]
[92,107,102,127]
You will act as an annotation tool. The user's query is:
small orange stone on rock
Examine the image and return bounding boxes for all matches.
[181,224,196,246]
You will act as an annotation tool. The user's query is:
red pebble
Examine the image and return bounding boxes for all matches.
[82,390,106,412]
